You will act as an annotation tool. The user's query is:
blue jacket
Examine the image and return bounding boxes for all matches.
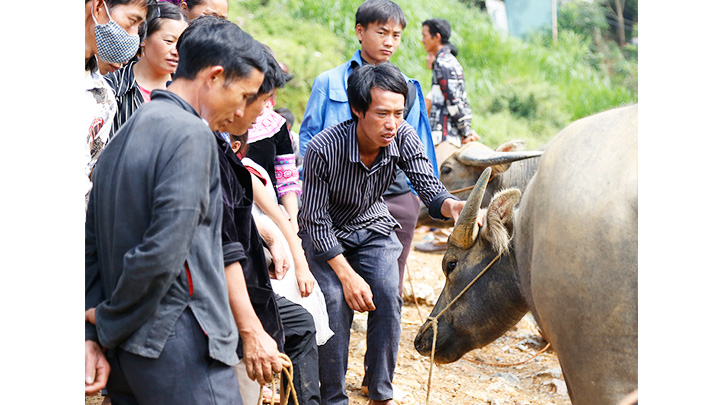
[299,50,438,182]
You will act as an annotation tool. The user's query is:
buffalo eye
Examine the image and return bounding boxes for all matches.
[446,261,457,274]
[441,166,452,176]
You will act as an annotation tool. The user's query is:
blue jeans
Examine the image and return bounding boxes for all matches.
[301,229,403,405]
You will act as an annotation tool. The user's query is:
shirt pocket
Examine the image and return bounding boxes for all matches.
[328,88,348,103]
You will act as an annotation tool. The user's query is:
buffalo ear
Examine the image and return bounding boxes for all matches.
[481,189,522,254]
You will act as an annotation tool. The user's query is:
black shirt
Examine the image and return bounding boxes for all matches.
[216,131,284,354]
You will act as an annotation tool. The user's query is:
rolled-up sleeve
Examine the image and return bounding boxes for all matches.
[397,123,459,220]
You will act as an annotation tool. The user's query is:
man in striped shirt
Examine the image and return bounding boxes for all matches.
[299,63,465,405]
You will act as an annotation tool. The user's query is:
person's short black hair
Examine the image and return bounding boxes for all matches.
[140,1,188,41]
[173,16,267,84]
[274,107,294,128]
[256,45,293,96]
[422,18,459,56]
[423,18,451,43]
[347,62,408,121]
[355,0,406,29]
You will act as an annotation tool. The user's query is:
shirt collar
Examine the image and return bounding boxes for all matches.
[150,89,203,121]
[347,120,400,169]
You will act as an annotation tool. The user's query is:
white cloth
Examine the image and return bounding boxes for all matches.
[233,360,262,405]
[243,158,334,346]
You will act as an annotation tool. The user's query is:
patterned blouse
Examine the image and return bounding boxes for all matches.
[245,106,302,200]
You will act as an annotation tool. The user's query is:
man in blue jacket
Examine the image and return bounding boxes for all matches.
[299,0,437,330]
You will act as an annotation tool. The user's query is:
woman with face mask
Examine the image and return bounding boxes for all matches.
[83,0,153,203]
[104,2,189,139]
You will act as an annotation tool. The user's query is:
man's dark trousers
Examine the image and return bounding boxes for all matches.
[105,307,243,405]
[300,228,403,405]
[275,294,321,405]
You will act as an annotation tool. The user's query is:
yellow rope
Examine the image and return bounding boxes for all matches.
[257,353,299,405]
[418,251,553,403]
[421,252,502,405]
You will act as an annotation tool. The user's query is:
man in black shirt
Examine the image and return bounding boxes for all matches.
[85,17,267,403]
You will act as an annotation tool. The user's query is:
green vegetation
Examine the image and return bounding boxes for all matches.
[230,0,638,150]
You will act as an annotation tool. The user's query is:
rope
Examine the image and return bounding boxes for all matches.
[448,185,474,195]
[464,341,551,367]
[415,251,554,404]
[404,262,426,323]
[421,252,502,405]
[257,353,299,405]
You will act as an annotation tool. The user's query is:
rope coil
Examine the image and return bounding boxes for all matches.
[257,353,299,405]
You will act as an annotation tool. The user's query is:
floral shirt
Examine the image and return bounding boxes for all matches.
[84,64,117,203]
[429,45,474,147]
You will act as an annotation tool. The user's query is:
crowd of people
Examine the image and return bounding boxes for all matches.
[83,0,479,404]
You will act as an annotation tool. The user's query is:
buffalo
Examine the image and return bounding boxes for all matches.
[414,104,638,404]
[417,141,542,228]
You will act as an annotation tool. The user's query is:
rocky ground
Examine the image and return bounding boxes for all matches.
[86,228,571,405]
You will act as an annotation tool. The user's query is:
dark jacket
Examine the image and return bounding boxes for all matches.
[216,132,284,354]
[85,90,240,367]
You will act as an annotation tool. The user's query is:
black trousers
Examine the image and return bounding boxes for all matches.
[276,294,321,405]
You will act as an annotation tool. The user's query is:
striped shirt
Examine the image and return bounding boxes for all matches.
[104,60,144,141]
[299,119,456,261]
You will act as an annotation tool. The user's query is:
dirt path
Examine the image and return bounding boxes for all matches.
[87,229,571,405]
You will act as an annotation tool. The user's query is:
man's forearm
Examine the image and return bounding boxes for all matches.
[327,253,355,283]
[224,262,265,337]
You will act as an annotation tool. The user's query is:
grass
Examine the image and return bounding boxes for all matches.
[229,0,638,150]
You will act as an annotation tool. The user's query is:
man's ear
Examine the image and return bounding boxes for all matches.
[230,140,242,154]
[350,105,364,120]
[355,24,365,44]
[203,65,225,87]
[93,0,109,24]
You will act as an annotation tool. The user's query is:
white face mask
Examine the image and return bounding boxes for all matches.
[93,2,140,64]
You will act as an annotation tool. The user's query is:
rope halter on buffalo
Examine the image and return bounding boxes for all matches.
[419,251,501,405]
[417,166,550,404]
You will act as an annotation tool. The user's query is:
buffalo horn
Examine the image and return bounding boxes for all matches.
[450,167,492,249]
[456,150,543,168]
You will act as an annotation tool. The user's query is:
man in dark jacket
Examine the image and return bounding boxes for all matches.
[85,17,269,403]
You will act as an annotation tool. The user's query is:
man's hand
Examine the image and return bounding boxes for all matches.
[85,308,96,325]
[441,198,468,225]
[340,271,375,313]
[267,241,290,280]
[240,329,291,386]
[461,130,480,144]
[328,254,375,312]
[85,340,110,396]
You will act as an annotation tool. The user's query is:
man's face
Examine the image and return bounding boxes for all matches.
[201,67,264,132]
[353,87,405,151]
[222,90,274,137]
[356,20,403,65]
[421,25,440,54]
